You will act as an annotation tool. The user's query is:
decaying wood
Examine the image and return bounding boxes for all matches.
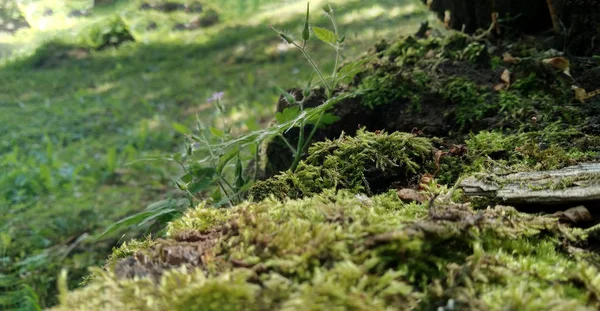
[459,163,600,204]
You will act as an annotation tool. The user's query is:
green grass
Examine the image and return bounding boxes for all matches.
[0,0,429,308]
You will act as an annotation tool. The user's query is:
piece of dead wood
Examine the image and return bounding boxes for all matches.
[459,163,600,204]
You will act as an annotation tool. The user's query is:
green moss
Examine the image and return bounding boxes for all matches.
[249,129,433,201]
[440,77,489,129]
[385,36,440,65]
[358,67,423,109]
[106,236,156,267]
[51,189,600,310]
[167,201,233,237]
[77,16,134,49]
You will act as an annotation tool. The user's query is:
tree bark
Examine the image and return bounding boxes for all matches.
[423,0,600,55]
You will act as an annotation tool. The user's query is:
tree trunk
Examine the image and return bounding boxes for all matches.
[423,0,600,55]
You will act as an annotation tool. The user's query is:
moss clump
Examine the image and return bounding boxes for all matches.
[440,77,489,130]
[249,129,433,201]
[358,68,424,109]
[464,127,596,174]
[51,189,600,311]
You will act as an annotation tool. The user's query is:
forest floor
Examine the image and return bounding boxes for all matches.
[0,0,430,308]
[48,0,600,309]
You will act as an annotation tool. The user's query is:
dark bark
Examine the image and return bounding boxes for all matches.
[423,0,600,56]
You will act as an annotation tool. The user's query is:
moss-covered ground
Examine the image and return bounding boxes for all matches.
[7,0,600,309]
[0,0,430,308]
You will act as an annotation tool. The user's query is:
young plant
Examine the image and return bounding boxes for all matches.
[101,3,359,237]
[270,3,346,171]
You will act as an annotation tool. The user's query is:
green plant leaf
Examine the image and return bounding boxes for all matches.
[146,198,188,211]
[97,211,158,238]
[275,106,301,124]
[137,208,180,226]
[217,148,239,173]
[210,127,225,138]
[234,152,244,191]
[308,112,340,127]
[211,91,361,152]
[188,166,216,192]
[312,26,337,46]
[172,122,190,135]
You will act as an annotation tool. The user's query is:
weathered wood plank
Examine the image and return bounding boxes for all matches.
[459,163,600,204]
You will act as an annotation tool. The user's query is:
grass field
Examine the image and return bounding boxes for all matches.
[0,0,430,308]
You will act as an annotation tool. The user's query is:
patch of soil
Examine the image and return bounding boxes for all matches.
[114,228,223,281]
[140,1,203,13]
[113,219,243,281]
[173,9,219,31]
[0,11,29,34]
[68,9,91,18]
[32,47,90,69]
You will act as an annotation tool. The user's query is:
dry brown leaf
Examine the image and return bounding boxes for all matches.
[491,12,500,34]
[500,69,511,86]
[543,57,570,71]
[543,57,573,78]
[494,83,506,91]
[434,150,444,173]
[419,173,435,191]
[502,52,518,64]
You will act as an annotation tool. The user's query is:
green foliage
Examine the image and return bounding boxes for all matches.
[359,69,422,109]
[249,129,433,201]
[77,16,134,50]
[440,77,489,129]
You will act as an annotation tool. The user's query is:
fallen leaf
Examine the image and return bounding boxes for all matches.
[502,52,518,64]
[397,188,426,203]
[491,12,500,34]
[543,57,570,71]
[543,57,573,78]
[434,150,444,174]
[494,83,506,91]
[500,69,511,86]
[419,173,435,191]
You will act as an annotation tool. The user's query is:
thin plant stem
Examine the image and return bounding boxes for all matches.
[290,110,325,172]
[279,134,297,154]
[253,143,260,182]
[293,42,330,91]
[201,132,234,206]
[302,110,324,153]
[293,121,306,171]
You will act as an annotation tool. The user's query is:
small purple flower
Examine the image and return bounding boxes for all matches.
[207,91,225,103]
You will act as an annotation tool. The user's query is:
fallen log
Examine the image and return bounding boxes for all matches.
[459,163,600,205]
